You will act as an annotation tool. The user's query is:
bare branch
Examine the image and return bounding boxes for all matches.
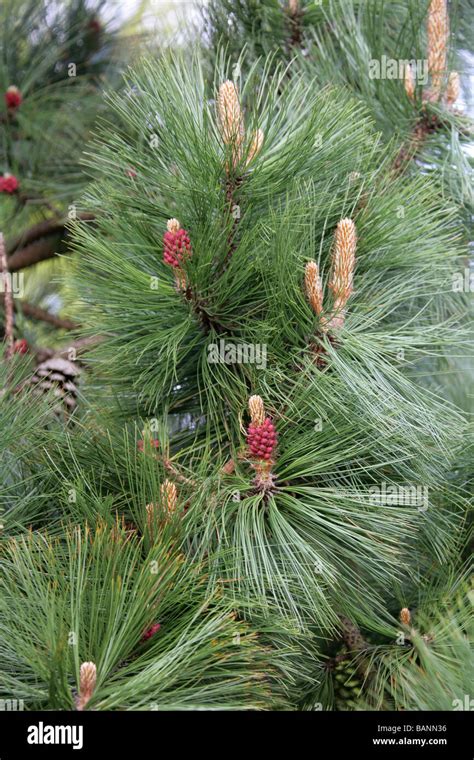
[20,302,80,331]
[0,233,14,360]
[6,213,95,272]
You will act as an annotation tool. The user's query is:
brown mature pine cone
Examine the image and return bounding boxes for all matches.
[29,356,81,413]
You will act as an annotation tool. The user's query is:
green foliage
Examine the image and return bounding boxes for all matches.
[298,564,473,711]
[0,353,63,531]
[0,0,129,214]
[203,0,473,219]
[359,570,473,711]
[0,0,137,350]
[67,52,469,632]
[0,519,288,709]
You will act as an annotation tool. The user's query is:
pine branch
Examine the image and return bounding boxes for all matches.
[0,233,14,360]
[392,111,442,175]
[393,107,471,176]
[221,175,242,272]
[6,213,95,272]
[35,335,102,364]
[19,302,80,331]
[286,0,303,50]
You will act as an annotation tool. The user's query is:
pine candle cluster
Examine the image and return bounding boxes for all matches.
[305,218,357,333]
[400,607,411,626]
[217,80,264,170]
[160,479,178,516]
[75,661,97,711]
[446,71,460,106]
[328,218,357,329]
[146,479,178,534]
[404,65,415,100]
[246,395,278,462]
[404,0,459,107]
[427,0,449,96]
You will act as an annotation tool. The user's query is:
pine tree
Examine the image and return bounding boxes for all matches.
[204,0,473,223]
[0,0,135,353]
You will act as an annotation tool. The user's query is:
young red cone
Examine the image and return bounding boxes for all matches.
[5,86,22,109]
[141,622,161,642]
[246,395,277,461]
[0,174,19,194]
[163,218,192,268]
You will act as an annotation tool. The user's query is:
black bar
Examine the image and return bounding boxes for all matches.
[0,710,471,758]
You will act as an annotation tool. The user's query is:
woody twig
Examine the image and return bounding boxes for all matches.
[0,233,14,361]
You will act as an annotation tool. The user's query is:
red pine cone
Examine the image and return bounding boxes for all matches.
[247,417,277,460]
[13,339,29,355]
[163,228,192,268]
[0,174,19,193]
[87,17,102,33]
[5,86,22,109]
[137,437,160,452]
[141,622,161,642]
